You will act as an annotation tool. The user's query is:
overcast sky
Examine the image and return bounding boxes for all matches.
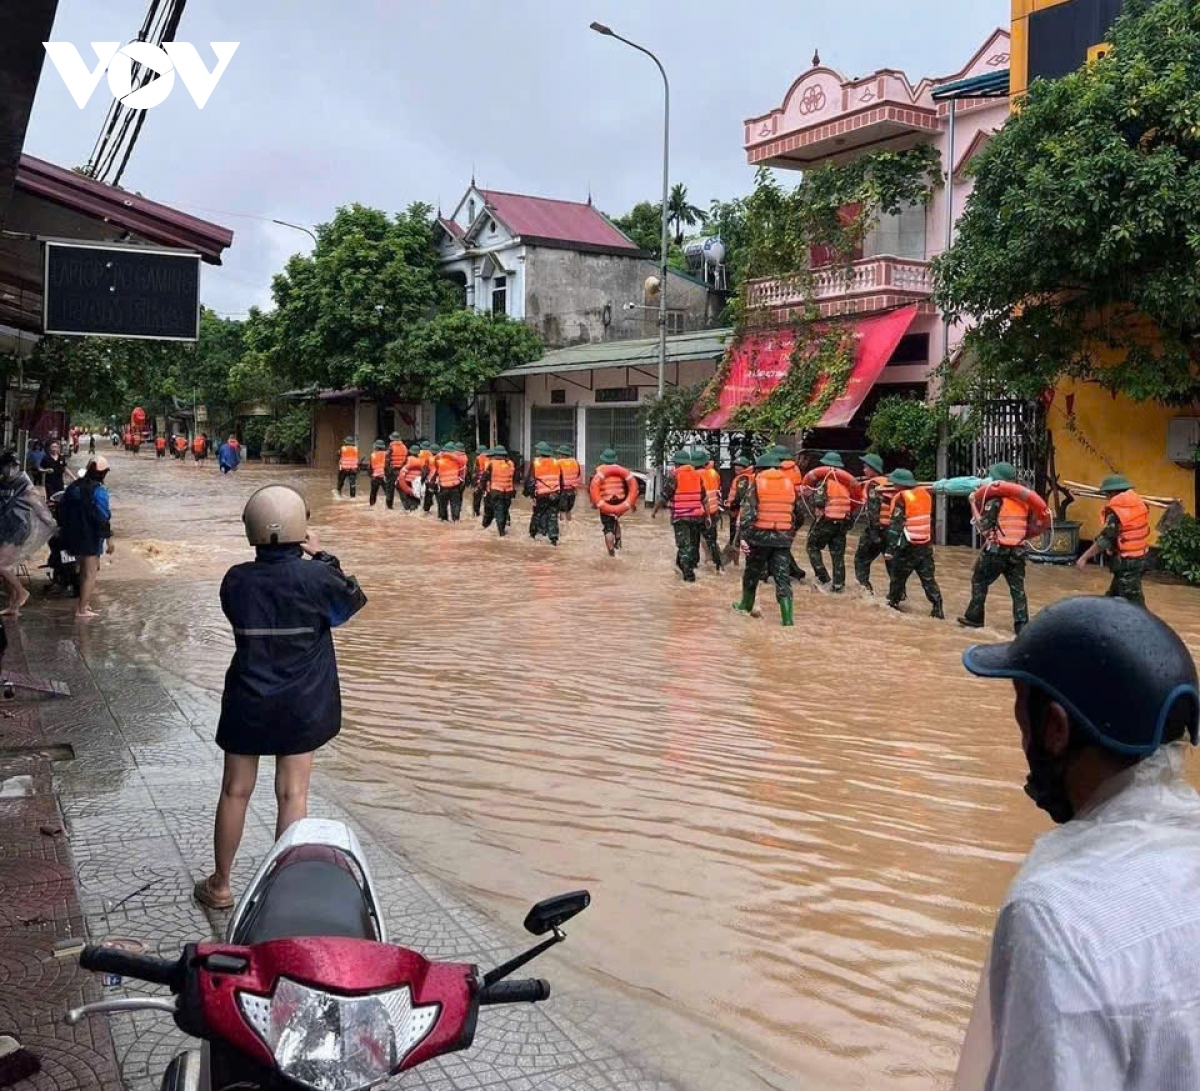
[26,0,1002,319]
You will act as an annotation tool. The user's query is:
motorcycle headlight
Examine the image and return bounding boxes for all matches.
[238,977,441,1091]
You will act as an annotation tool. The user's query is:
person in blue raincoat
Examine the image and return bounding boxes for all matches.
[217,435,241,475]
[195,485,367,910]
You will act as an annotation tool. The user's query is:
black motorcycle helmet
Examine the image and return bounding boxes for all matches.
[0,451,20,482]
[963,596,1199,756]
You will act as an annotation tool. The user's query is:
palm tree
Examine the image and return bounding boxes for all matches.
[667,183,706,246]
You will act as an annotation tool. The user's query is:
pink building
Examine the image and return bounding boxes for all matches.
[706,29,1011,441]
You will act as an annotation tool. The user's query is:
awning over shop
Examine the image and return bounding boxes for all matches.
[697,304,919,430]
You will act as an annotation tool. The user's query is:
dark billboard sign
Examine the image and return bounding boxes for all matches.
[1027,0,1126,84]
[43,241,201,341]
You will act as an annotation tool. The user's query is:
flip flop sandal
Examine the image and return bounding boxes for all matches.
[193,878,234,911]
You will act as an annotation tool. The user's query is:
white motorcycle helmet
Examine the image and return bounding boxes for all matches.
[242,485,309,546]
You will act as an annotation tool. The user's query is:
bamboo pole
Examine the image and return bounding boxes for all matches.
[1061,480,1177,508]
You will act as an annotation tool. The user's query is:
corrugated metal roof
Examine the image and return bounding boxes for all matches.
[503,328,731,377]
[932,70,1010,101]
[481,190,639,252]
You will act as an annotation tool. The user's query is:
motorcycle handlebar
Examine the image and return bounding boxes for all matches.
[478,978,551,1006]
[80,946,180,988]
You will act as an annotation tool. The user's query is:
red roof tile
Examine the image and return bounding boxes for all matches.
[438,216,464,239]
[480,190,639,252]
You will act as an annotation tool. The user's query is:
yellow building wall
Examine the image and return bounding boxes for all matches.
[1050,381,1196,543]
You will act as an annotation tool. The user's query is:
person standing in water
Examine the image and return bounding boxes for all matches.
[480,446,517,537]
[806,451,853,592]
[337,436,360,498]
[854,453,893,595]
[884,469,944,618]
[195,485,367,910]
[1075,474,1151,607]
[588,448,639,556]
[527,442,563,545]
[732,451,803,627]
[695,448,724,573]
[654,449,708,582]
[555,444,582,522]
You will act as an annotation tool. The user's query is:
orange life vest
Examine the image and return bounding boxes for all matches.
[753,469,796,532]
[417,449,434,472]
[533,456,562,497]
[401,455,424,490]
[822,477,852,521]
[488,458,515,494]
[192,436,206,455]
[475,452,490,479]
[700,465,722,516]
[154,437,166,452]
[370,450,387,478]
[995,496,1031,547]
[559,457,582,490]
[900,488,933,545]
[436,453,464,487]
[339,445,359,471]
[670,465,705,519]
[1104,490,1150,559]
[174,436,187,452]
[864,477,895,525]
[389,441,408,471]
[452,450,469,471]
[780,461,803,491]
[726,468,754,508]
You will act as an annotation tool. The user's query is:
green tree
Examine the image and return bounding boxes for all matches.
[667,182,706,246]
[384,310,542,402]
[934,0,1200,404]
[264,203,456,391]
[612,200,663,254]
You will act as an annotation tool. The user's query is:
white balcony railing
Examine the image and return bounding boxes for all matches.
[745,256,933,311]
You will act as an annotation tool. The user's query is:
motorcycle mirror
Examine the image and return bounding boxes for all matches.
[523,891,591,936]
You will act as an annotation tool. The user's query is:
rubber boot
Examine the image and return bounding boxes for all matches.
[779,599,795,627]
[956,616,984,629]
[732,584,758,615]
[931,603,945,620]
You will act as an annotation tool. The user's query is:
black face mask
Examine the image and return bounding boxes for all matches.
[1023,725,1075,825]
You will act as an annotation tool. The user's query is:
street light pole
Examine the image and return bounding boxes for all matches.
[272,219,318,246]
[590,21,670,497]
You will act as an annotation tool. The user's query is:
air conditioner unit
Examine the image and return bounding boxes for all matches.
[1166,417,1200,462]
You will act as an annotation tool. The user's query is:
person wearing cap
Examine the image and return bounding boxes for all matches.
[367,439,389,507]
[58,457,114,620]
[218,435,241,475]
[883,469,944,618]
[417,441,439,513]
[336,435,360,498]
[556,444,582,521]
[959,462,1037,634]
[527,441,563,545]
[433,443,466,522]
[480,446,517,536]
[693,447,725,573]
[471,444,493,519]
[854,453,893,594]
[589,447,639,556]
[723,454,756,564]
[805,451,853,592]
[732,451,804,626]
[196,485,368,911]
[1075,473,1150,606]
[653,448,709,581]
[953,597,1200,1091]
[385,432,408,509]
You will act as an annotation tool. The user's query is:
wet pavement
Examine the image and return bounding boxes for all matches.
[9,449,1200,1091]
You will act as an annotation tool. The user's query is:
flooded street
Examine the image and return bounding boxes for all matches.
[69,451,1200,1091]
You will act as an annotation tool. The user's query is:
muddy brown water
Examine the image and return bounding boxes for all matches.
[63,452,1200,1090]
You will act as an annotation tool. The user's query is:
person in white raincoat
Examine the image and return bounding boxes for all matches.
[954,595,1200,1091]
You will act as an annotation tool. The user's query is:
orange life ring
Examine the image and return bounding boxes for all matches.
[589,468,639,517]
[976,480,1052,535]
[801,467,858,492]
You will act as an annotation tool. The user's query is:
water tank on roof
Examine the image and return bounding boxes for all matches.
[684,237,726,273]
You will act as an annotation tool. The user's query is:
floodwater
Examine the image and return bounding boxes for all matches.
[69,450,1200,1090]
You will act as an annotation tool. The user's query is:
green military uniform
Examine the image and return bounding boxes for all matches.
[854,453,892,593]
[384,432,404,509]
[422,443,440,513]
[691,447,724,572]
[661,450,706,582]
[480,446,514,537]
[885,469,944,618]
[806,452,851,591]
[732,452,803,626]
[958,463,1029,634]
[368,439,388,507]
[527,441,562,545]
[726,455,754,553]
[1091,475,1147,607]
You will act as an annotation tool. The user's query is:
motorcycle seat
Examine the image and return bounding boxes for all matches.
[235,856,378,944]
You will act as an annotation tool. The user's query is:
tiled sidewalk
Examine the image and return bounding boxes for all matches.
[11,615,687,1091]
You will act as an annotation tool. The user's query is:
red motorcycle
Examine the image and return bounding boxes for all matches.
[66,819,590,1091]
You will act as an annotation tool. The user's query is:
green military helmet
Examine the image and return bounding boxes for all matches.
[889,468,918,488]
[389,432,402,442]
[343,435,355,446]
[556,444,574,456]
[373,439,387,450]
[861,453,885,476]
[490,445,508,457]
[669,449,688,465]
[734,454,753,468]
[429,443,442,454]
[755,451,782,470]
[988,461,1017,483]
[599,447,618,463]
[820,451,845,469]
[1099,473,1134,493]
[766,444,791,457]
[534,441,553,456]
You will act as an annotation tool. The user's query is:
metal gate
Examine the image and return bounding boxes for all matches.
[947,398,1041,545]
[530,406,577,454]
[585,407,645,473]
